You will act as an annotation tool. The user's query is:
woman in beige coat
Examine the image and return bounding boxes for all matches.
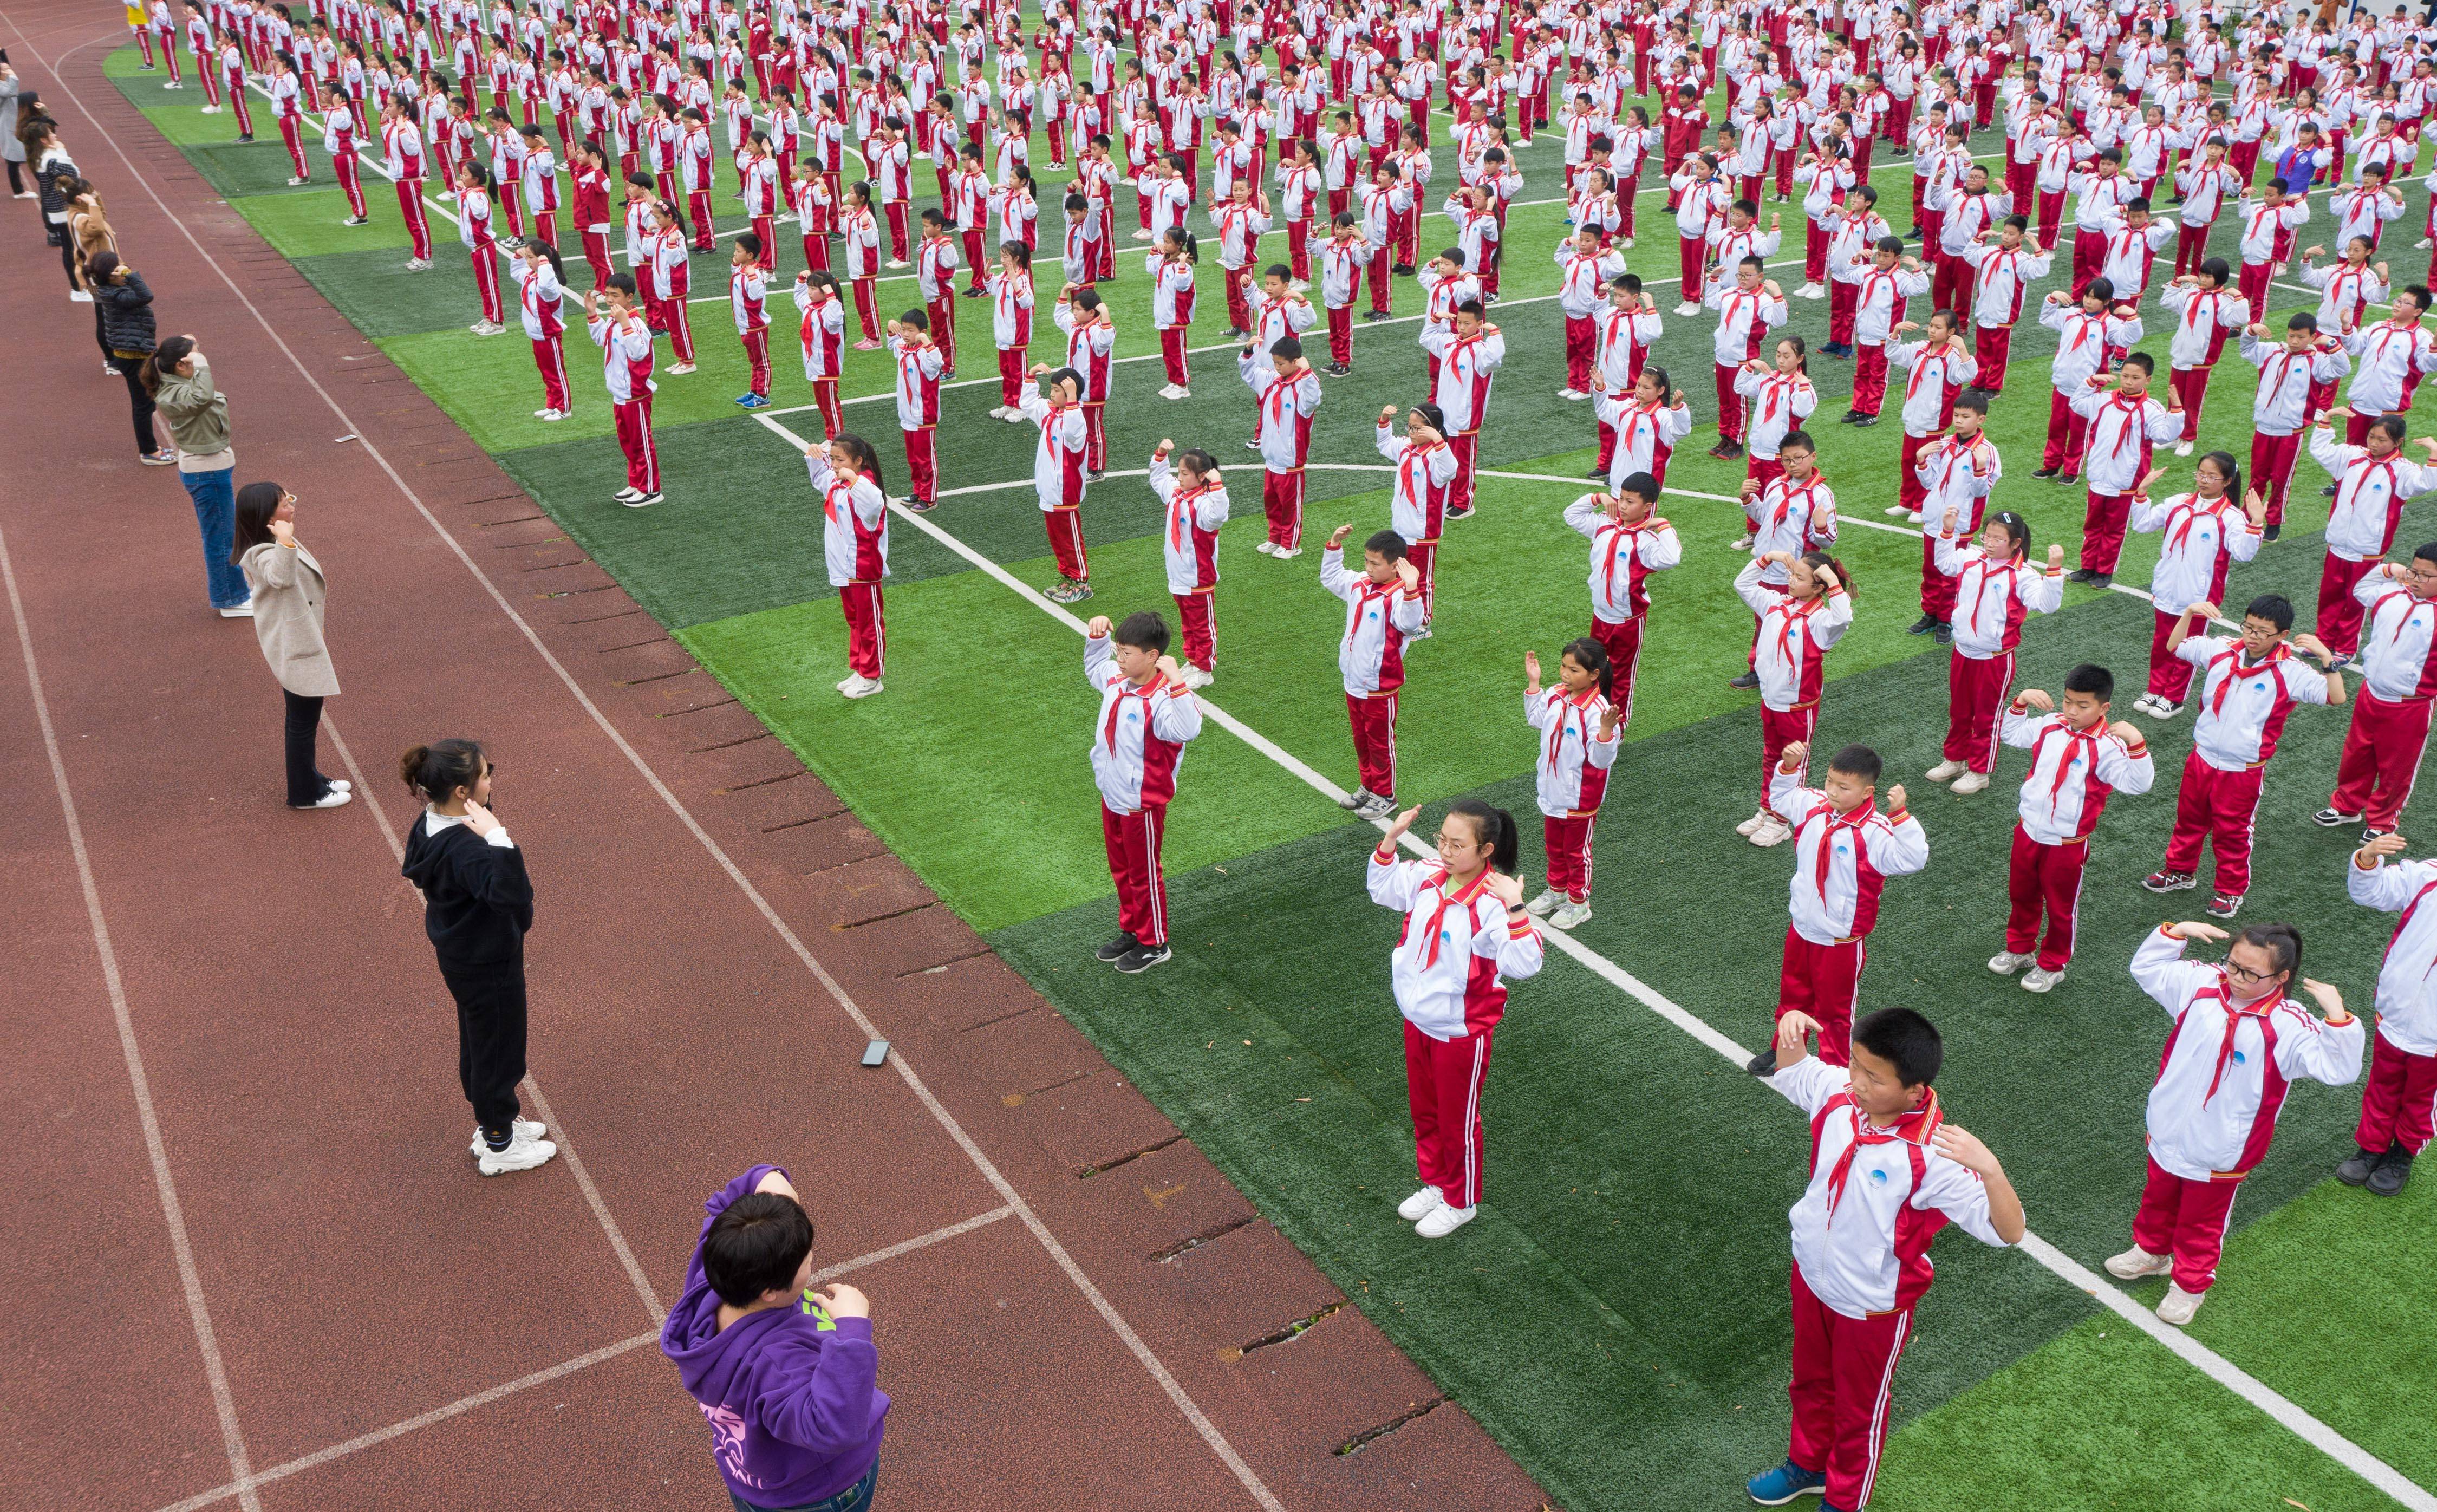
[232,483,352,810]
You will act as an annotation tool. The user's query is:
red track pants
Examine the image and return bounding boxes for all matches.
[1100,801,1170,946]
[2130,1156,2242,1294]
[1347,690,1398,797]
[1778,927,1864,1066]
[2329,689,2432,829]
[2005,826,2089,971]
[1404,1019,1492,1208]
[1786,1263,1914,1512]
[2357,1032,2437,1156]
[1542,813,1597,902]
[2162,752,2266,897]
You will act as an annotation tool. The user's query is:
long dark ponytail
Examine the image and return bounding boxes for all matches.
[1561,637,1615,702]
[1446,798,1520,876]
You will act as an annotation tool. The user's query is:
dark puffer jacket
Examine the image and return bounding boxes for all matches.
[94,272,156,356]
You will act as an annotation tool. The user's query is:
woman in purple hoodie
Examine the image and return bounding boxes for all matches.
[662,1166,889,1511]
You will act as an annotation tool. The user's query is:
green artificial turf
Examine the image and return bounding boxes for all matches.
[105,35,2437,1512]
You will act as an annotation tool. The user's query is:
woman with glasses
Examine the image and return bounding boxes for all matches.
[2108,919,2362,1326]
[1366,799,1541,1239]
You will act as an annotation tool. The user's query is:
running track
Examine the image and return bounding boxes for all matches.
[0,4,1545,1507]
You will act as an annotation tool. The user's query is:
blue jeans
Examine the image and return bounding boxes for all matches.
[728,1463,876,1512]
[179,466,249,609]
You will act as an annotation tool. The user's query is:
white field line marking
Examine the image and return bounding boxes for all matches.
[0,528,264,1512]
[149,1207,1016,1512]
[67,49,1290,1511]
[760,445,2435,1512]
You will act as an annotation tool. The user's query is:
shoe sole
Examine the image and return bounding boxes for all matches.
[1745,1481,1826,1506]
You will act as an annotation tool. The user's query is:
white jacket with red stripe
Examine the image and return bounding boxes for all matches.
[1367,846,1543,1041]
[1322,545,1428,695]
[2132,927,2363,1182]
[1149,454,1230,595]
[1768,770,1930,944]
[1085,633,1203,813]
[2001,709,2154,844]
[1526,687,1619,817]
[2350,853,2437,1055]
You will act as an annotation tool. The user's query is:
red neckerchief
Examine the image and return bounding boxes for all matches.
[1417,866,1496,968]
[1825,1085,1944,1225]
[1812,798,1876,901]
[2038,719,2103,809]
[1167,479,1215,550]
[1102,670,1169,751]
[1542,687,1601,771]
[2165,494,2232,555]
[2200,973,2277,1103]
[2207,640,2291,716]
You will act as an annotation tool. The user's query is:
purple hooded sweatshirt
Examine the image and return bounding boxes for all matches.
[661,1166,889,1508]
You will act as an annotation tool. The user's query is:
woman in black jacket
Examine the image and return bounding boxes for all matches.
[89,252,173,465]
[399,739,558,1177]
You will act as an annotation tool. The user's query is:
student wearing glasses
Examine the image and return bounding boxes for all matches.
[1367,800,1542,1239]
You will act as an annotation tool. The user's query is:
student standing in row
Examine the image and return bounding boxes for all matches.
[884,310,946,511]
[2318,549,2437,839]
[1989,667,2156,995]
[1746,1006,2022,1512]
[2125,458,2263,719]
[231,483,351,811]
[1368,799,1542,1240]
[398,739,555,1177]
[1732,551,1854,848]
[1926,507,2063,795]
[1377,403,1458,628]
[510,242,571,423]
[1084,611,1203,975]
[1021,363,1093,603]
[2111,922,2361,1325]
[1521,641,1620,931]
[1563,477,1680,721]
[585,277,661,508]
[803,434,889,700]
[1149,439,1229,690]
[1323,525,1427,821]
[2342,834,2437,1198]
[1242,336,1322,557]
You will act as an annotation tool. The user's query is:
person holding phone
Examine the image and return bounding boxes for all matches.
[399,739,555,1177]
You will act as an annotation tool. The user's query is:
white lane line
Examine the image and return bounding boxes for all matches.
[62,50,1290,1511]
[754,447,2435,1512]
[148,1206,1016,1512]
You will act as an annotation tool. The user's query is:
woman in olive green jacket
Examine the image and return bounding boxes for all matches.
[142,333,252,616]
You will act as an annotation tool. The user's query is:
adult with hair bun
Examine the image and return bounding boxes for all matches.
[231,482,348,810]
[1368,799,1542,1240]
[399,739,555,1177]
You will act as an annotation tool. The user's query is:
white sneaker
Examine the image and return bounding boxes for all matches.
[2156,1283,2205,1326]
[1358,792,1399,820]
[1796,281,1823,298]
[840,674,884,698]
[1272,545,1301,558]
[294,787,354,810]
[667,362,696,375]
[1003,407,1029,423]
[885,258,909,269]
[2021,966,2065,993]
[1415,1202,1476,1237]
[538,408,566,421]
[1950,770,1989,795]
[1905,511,1924,525]
[1987,950,2033,975]
[407,257,432,270]
[1548,900,1593,930]
[2104,1246,2174,1280]
[202,103,219,113]
[1674,301,1703,316]
[1620,237,1634,249]
[1749,815,1793,848]
[1735,808,1770,837]
[1523,887,1561,916]
[2419,238,2434,251]
[1927,759,1968,782]
[469,1117,546,1155]
[2172,440,2194,457]
[1255,539,1278,555]
[286,175,305,186]
[69,290,93,303]
[613,486,643,503]
[217,598,255,618]
[477,1130,559,1176]
[987,405,1011,419]
[1396,1184,1445,1221]
[625,491,662,507]
[1556,387,1581,400]
[1885,504,1912,517]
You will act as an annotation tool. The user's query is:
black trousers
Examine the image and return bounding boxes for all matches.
[112,356,159,454]
[440,956,528,1144]
[5,161,22,195]
[55,226,77,288]
[282,689,333,805]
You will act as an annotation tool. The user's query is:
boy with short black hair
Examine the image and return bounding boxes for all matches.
[1754,742,1929,1073]
[1322,525,1427,819]
[1990,665,2155,993]
[1084,610,1203,974]
[662,1165,888,1512]
[1746,1007,2023,1511]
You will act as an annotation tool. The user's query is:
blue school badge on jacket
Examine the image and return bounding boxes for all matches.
[1867,1166,1889,1185]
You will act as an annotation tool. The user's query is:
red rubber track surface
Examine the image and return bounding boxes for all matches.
[0,5,1550,1510]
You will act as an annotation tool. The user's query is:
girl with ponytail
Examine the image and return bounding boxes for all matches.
[398,738,555,1177]
[1521,639,1621,930]
[2127,451,2263,717]
[1366,799,1543,1239]
[511,238,574,421]
[802,431,891,698]
[1925,506,2065,793]
[1148,223,1199,397]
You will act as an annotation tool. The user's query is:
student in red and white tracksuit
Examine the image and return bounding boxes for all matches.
[991,246,1039,412]
[1564,480,1681,719]
[1378,403,1459,623]
[2147,606,2346,909]
[793,271,847,438]
[2324,553,2437,835]
[1929,511,2064,789]
[2111,923,2363,1321]
[1054,286,1117,474]
[1242,338,1323,555]
[805,435,889,696]
[1322,526,1428,817]
[2034,285,2142,483]
[1589,281,1665,473]
[1149,442,1230,685]
[2342,836,2437,1194]
[1746,1009,2022,1512]
[1994,669,2156,986]
[585,280,660,504]
[1736,552,1856,840]
[1762,746,1930,1066]
[1367,801,1544,1238]
[1553,228,1626,397]
[2242,318,2350,531]
[1021,368,1094,599]
[2127,465,2265,713]
[1887,318,1978,527]
[323,107,367,221]
[2308,418,2437,658]
[1704,268,1790,455]
[380,102,434,264]
[2157,269,2250,453]
[885,314,946,509]
[268,58,311,182]
[1910,396,2001,630]
[729,240,772,403]
[2068,356,2182,581]
[1734,341,1817,494]
[1085,615,1204,970]
[1521,643,1621,927]
[509,244,571,421]
[1418,307,1504,519]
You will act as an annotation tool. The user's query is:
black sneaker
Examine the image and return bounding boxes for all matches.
[1745,1046,1778,1077]
[1444,504,1475,520]
[1115,942,1172,974]
[1837,409,1861,423]
[2365,826,2397,844]
[1907,613,1940,635]
[1096,931,1141,963]
[2368,1150,2415,1197]
[2058,471,2078,485]
[1728,670,1761,690]
[2262,523,2281,542]
[2337,1146,2383,1185]
[2323,482,2340,498]
[1585,465,1608,479]
[2085,572,2112,589]
[1850,413,1880,427]
[1324,361,1351,376]
[2068,568,2100,584]
[2314,807,2363,827]
[1932,621,1953,644]
[2031,466,2060,479]
[1709,440,1744,460]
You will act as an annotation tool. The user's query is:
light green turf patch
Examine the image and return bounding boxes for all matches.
[234,187,411,258]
